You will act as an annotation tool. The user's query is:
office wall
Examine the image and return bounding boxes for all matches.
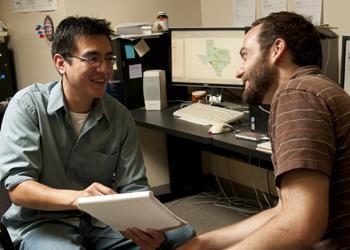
[0,0,201,89]
[201,0,350,70]
[0,2,65,90]
[201,0,350,33]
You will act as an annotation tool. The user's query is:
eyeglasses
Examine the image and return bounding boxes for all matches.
[66,54,117,67]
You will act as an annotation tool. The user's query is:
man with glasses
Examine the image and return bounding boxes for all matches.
[0,16,194,249]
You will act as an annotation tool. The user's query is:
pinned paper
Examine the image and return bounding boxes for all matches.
[233,0,256,27]
[295,0,322,25]
[262,0,287,18]
[134,39,150,57]
[129,64,142,79]
[125,44,136,59]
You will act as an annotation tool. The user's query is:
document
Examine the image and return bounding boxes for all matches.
[256,141,272,154]
[262,0,287,18]
[129,64,142,79]
[77,191,187,232]
[233,0,256,27]
[295,0,322,25]
[11,0,58,13]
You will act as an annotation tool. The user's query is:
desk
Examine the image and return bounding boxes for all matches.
[131,105,273,194]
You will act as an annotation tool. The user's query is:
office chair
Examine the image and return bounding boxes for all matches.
[0,184,14,250]
[0,222,14,250]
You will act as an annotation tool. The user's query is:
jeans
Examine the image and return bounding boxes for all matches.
[17,215,195,250]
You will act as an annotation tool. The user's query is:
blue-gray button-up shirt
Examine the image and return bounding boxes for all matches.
[0,81,149,241]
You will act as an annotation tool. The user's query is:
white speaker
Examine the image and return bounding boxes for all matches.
[143,70,167,110]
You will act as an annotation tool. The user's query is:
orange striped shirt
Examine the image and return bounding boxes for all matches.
[269,66,350,248]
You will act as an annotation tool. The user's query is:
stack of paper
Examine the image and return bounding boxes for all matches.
[77,191,187,232]
[116,22,152,35]
[256,141,272,154]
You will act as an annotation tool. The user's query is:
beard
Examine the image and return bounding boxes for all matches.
[241,56,276,105]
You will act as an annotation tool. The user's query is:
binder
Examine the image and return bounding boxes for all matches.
[77,191,187,232]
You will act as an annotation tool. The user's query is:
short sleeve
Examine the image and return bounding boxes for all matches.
[270,89,334,188]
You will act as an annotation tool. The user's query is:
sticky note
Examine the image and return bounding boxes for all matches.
[129,64,142,79]
[134,39,150,57]
[125,44,136,59]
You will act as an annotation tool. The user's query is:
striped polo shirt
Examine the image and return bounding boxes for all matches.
[269,65,350,247]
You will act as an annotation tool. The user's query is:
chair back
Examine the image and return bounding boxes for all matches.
[0,184,11,217]
[0,185,14,250]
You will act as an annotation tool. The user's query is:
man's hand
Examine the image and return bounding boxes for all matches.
[123,227,165,250]
[71,182,116,208]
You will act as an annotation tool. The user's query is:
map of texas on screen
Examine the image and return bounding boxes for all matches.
[198,40,231,77]
[171,29,245,87]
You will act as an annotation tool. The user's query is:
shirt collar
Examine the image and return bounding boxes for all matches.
[289,65,322,81]
[47,80,111,123]
[90,97,111,123]
[47,80,65,115]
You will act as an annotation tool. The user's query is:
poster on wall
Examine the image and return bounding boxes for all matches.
[11,0,58,13]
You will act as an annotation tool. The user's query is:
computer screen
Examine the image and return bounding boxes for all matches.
[170,27,246,89]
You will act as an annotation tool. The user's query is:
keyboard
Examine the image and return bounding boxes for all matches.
[173,103,245,126]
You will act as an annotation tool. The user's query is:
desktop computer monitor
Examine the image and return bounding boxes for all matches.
[170,27,246,89]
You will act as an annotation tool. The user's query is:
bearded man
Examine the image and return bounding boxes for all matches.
[179,11,350,250]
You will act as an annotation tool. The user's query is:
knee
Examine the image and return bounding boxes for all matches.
[163,224,196,249]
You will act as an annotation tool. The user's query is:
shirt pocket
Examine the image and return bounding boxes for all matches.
[67,151,119,187]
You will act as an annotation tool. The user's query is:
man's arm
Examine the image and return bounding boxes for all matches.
[9,180,116,211]
[179,169,328,250]
[226,169,329,249]
[178,201,280,250]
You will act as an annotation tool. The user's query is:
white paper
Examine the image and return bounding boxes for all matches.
[256,141,272,154]
[11,0,58,13]
[295,0,322,25]
[134,39,150,57]
[233,0,256,27]
[77,191,187,231]
[262,0,287,18]
[129,64,143,79]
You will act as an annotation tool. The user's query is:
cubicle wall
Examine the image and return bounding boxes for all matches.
[0,44,16,101]
[110,33,187,109]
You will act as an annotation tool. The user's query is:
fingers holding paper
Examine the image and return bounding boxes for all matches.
[73,182,116,208]
[83,182,116,196]
[123,227,165,250]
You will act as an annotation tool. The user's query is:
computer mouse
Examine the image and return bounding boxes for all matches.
[208,122,234,134]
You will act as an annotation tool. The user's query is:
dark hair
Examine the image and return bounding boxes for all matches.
[51,16,115,58]
[252,11,322,68]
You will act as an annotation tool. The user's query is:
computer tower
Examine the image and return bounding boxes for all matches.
[0,44,16,101]
[110,33,187,109]
[249,104,270,134]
